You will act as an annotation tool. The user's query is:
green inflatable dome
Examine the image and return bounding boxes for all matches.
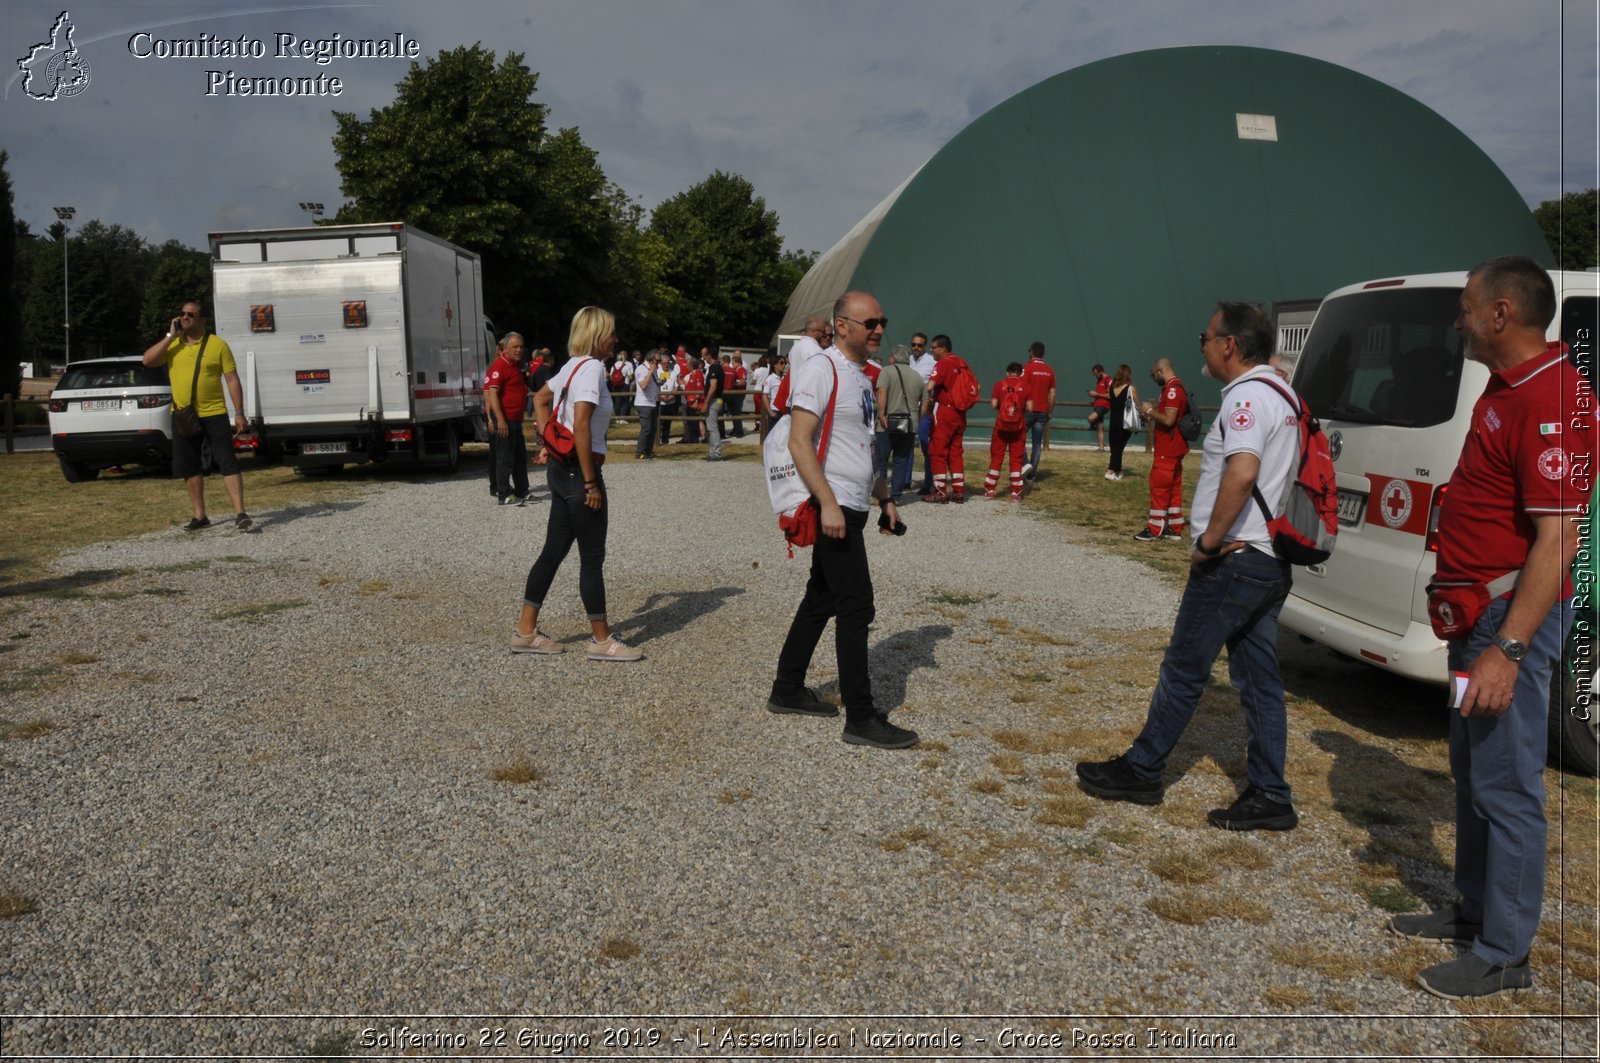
[780,45,1551,402]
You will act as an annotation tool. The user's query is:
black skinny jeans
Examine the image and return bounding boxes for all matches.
[522,458,607,619]
[772,507,877,722]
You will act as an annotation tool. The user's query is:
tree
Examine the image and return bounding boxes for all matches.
[23,220,151,362]
[0,152,20,395]
[139,241,211,341]
[331,46,626,343]
[1535,189,1598,271]
[648,171,793,348]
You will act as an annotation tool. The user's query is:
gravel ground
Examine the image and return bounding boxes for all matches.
[1,450,1595,1060]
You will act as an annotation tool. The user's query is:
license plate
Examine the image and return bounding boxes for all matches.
[302,441,348,455]
[1337,489,1367,527]
[81,399,126,412]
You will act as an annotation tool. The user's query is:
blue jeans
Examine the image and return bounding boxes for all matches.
[917,411,934,492]
[522,459,608,620]
[1024,411,1049,470]
[1448,594,1571,966]
[1126,548,1294,802]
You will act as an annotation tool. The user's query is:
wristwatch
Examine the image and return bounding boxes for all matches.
[1492,635,1528,662]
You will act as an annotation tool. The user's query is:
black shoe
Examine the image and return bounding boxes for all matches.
[1076,754,1164,804]
[1389,904,1482,946]
[766,686,839,717]
[183,517,211,532]
[842,715,919,749]
[1133,528,1159,542]
[234,512,253,531]
[1207,785,1298,831]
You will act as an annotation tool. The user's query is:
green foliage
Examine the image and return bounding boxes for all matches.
[139,242,211,340]
[24,220,155,363]
[0,152,20,397]
[1534,188,1598,271]
[648,171,794,348]
[331,46,627,344]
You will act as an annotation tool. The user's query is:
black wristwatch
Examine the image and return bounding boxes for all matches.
[1195,538,1222,557]
[1492,635,1528,662]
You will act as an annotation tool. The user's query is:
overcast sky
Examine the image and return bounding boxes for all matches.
[2,0,1595,259]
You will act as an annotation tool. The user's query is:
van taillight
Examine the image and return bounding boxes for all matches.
[1425,483,1449,552]
[47,399,67,413]
[136,396,166,409]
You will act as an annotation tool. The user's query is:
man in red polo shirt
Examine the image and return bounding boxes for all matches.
[1135,357,1190,541]
[1389,256,1585,1001]
[484,331,531,505]
[1019,341,1056,480]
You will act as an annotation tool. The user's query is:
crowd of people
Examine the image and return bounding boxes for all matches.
[150,253,1579,1001]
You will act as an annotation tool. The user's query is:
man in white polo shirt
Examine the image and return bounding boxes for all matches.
[1077,302,1301,830]
[766,290,917,750]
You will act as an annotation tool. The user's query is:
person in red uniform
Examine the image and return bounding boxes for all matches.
[1390,256,1585,1000]
[1019,341,1056,480]
[985,362,1029,500]
[484,331,532,505]
[1086,364,1111,452]
[925,334,972,503]
[682,357,705,445]
[1134,357,1189,541]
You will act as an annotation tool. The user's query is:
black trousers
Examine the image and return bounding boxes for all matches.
[492,423,529,499]
[772,507,877,722]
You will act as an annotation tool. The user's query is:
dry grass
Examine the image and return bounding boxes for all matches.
[1034,794,1093,829]
[1149,851,1217,886]
[969,778,1004,795]
[989,752,1026,777]
[0,717,54,741]
[0,888,39,919]
[716,789,754,804]
[1262,985,1311,1009]
[489,759,543,785]
[599,937,640,960]
[1146,890,1224,925]
[1203,837,1271,871]
[1268,943,1365,980]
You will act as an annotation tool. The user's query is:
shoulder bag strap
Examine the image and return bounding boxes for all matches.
[553,357,589,420]
[815,359,840,464]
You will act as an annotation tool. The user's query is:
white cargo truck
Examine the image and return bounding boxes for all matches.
[209,223,493,471]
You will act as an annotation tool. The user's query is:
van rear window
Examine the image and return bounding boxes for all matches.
[1294,288,1464,428]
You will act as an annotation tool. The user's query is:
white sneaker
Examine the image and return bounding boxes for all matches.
[588,634,644,662]
[1104,471,1117,481]
[1021,463,1034,481]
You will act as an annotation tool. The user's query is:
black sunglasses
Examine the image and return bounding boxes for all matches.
[839,316,888,332]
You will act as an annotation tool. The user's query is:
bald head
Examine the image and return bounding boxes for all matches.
[830,290,885,362]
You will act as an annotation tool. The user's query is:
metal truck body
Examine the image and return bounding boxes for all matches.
[209,223,492,470]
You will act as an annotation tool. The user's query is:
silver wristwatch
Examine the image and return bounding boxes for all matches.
[1492,635,1527,662]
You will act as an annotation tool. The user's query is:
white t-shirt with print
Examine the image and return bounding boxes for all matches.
[550,356,613,455]
[633,361,659,407]
[787,347,877,513]
[1189,365,1300,556]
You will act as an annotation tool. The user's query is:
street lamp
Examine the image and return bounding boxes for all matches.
[299,201,324,222]
[53,206,75,365]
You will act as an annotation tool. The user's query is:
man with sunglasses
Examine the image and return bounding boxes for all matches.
[1077,303,1300,832]
[142,300,251,531]
[767,291,917,750]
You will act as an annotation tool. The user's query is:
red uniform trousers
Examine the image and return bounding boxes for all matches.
[985,428,1026,498]
[929,408,967,497]
[1146,454,1186,535]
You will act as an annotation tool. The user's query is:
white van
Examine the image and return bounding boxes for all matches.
[1281,269,1599,775]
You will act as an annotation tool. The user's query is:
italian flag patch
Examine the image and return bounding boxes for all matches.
[1538,422,1561,435]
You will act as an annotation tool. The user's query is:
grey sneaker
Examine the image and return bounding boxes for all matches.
[510,628,563,655]
[1389,904,1481,946]
[766,686,839,717]
[588,634,643,662]
[1417,952,1531,1000]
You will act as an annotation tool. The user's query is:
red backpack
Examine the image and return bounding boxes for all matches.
[995,378,1026,431]
[941,357,981,412]
[1221,375,1339,566]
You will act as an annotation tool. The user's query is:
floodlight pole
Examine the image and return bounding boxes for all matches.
[53,206,76,365]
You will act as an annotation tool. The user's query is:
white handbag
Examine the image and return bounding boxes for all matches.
[1122,387,1145,431]
[763,359,838,516]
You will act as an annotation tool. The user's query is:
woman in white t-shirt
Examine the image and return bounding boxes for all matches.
[513,306,641,662]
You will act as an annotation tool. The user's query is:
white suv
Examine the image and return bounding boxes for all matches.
[1283,269,1599,775]
[47,357,174,482]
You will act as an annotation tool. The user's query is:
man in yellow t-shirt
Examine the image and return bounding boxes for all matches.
[141,299,251,531]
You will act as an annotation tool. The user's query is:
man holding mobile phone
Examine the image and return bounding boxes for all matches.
[141,299,251,531]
